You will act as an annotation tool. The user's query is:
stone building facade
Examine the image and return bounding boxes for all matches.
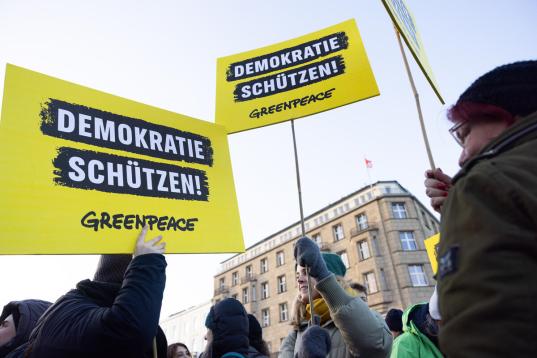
[213,181,438,354]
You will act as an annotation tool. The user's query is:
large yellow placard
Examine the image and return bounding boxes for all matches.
[0,64,244,254]
[215,19,379,134]
[381,0,444,103]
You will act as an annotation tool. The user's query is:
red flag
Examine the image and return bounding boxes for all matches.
[365,158,373,169]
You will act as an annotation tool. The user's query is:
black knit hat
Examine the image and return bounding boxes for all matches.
[385,308,403,333]
[457,60,537,117]
[205,298,249,358]
[93,254,132,284]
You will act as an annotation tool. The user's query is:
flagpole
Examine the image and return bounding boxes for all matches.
[290,119,315,326]
[393,26,436,170]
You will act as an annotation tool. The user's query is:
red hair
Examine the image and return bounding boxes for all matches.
[447,101,516,125]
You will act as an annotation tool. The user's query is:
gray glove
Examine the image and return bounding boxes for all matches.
[297,326,332,358]
[294,237,330,281]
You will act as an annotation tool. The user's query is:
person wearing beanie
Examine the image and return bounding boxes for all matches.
[384,309,403,339]
[203,298,254,358]
[279,237,392,358]
[423,60,537,357]
[247,314,270,357]
[21,226,168,358]
[0,299,51,358]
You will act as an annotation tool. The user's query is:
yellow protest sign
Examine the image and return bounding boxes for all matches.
[0,64,244,254]
[215,19,379,134]
[381,0,444,104]
[424,233,440,274]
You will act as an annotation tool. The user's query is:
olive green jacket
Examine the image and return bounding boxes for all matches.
[438,111,537,357]
[278,274,392,358]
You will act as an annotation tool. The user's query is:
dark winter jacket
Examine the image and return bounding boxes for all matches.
[23,254,167,358]
[438,110,537,357]
[0,300,51,358]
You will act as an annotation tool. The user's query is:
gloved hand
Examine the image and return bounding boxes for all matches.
[294,237,330,281]
[297,326,332,358]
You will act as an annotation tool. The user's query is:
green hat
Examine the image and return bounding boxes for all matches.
[321,252,346,277]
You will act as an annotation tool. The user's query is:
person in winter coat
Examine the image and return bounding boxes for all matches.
[20,226,167,358]
[0,299,51,357]
[389,302,441,358]
[247,314,270,357]
[279,237,392,358]
[203,298,265,358]
[423,60,537,357]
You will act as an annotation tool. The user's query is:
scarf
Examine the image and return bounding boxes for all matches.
[305,287,357,326]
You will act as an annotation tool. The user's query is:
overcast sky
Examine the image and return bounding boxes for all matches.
[1,1,535,318]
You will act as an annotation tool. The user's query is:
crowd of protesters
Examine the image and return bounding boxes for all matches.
[2,60,536,357]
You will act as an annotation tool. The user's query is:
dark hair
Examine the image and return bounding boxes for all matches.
[167,343,191,358]
[247,314,270,357]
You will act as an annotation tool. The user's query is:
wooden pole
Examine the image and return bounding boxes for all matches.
[394,26,436,170]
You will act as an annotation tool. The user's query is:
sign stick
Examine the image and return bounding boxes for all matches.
[290,119,315,326]
[394,26,436,170]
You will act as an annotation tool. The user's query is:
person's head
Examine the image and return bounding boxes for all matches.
[168,342,191,358]
[295,252,347,304]
[385,308,403,339]
[350,282,367,302]
[204,298,249,358]
[0,299,51,354]
[247,314,270,356]
[447,60,537,166]
[93,254,132,284]
[0,314,16,347]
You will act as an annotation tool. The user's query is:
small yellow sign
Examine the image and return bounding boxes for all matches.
[215,19,379,134]
[424,233,440,274]
[0,64,244,254]
[381,0,444,104]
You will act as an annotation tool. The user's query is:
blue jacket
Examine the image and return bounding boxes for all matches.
[23,254,167,358]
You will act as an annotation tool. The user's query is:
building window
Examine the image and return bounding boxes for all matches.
[363,271,379,294]
[276,251,285,266]
[279,303,289,322]
[242,287,249,303]
[277,275,287,293]
[261,282,269,299]
[337,251,350,268]
[380,268,389,290]
[245,265,253,278]
[357,240,371,260]
[219,278,225,289]
[261,308,270,327]
[260,258,268,273]
[332,224,344,241]
[231,272,238,286]
[356,213,368,230]
[409,265,428,287]
[400,231,418,251]
[421,209,431,229]
[312,234,322,247]
[372,235,381,256]
[392,202,408,219]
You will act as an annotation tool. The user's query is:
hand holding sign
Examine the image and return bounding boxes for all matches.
[424,168,452,213]
[134,226,166,257]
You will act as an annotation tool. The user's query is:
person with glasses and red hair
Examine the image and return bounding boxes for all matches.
[423,60,537,357]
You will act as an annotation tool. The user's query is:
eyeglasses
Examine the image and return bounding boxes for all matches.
[448,120,470,147]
